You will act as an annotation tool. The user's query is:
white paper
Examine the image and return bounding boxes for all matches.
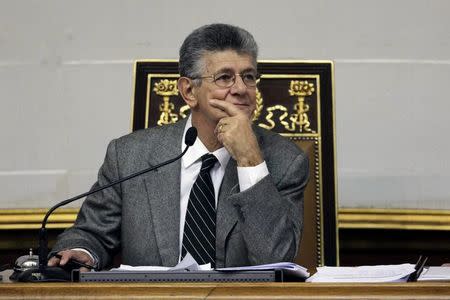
[217,262,309,278]
[110,253,211,272]
[418,267,450,281]
[306,264,416,283]
[110,256,309,279]
[112,265,171,271]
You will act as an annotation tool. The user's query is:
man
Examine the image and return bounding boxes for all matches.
[49,23,309,270]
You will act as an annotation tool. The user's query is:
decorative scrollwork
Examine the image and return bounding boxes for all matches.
[259,105,288,130]
[179,105,190,119]
[258,80,316,133]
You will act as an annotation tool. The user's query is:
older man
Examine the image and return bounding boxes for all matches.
[49,23,309,270]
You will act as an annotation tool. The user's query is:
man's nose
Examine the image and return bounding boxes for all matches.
[230,75,247,94]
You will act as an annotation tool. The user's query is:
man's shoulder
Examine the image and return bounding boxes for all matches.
[114,121,184,148]
[254,126,308,180]
[254,126,304,157]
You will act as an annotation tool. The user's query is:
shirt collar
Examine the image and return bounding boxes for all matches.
[182,116,231,171]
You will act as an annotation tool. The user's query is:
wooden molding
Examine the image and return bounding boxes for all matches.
[1,208,450,230]
[0,208,78,229]
[339,208,450,230]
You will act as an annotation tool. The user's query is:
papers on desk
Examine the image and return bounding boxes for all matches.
[307,264,416,283]
[111,253,211,272]
[418,267,450,281]
[110,253,309,279]
[217,262,309,278]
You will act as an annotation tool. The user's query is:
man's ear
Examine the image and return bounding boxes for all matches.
[178,77,198,108]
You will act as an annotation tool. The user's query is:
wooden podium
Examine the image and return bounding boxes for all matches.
[2,270,449,299]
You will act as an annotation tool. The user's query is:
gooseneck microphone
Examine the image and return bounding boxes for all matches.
[21,127,197,282]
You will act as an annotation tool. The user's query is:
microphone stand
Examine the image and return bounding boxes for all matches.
[19,128,197,282]
[39,145,191,273]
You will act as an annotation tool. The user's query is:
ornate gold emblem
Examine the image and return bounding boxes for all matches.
[289,80,314,132]
[153,79,179,126]
[259,80,315,133]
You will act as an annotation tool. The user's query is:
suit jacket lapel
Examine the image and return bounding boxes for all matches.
[143,120,187,267]
[215,127,264,266]
[216,158,239,266]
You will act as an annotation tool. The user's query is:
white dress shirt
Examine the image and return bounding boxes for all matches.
[179,117,269,259]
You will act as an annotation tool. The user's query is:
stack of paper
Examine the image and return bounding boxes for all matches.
[110,253,309,279]
[217,262,310,278]
[307,264,416,283]
[110,253,211,272]
[418,267,450,281]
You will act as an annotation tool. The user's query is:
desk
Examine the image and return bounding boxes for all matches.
[1,271,450,299]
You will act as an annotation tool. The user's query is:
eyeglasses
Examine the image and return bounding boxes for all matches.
[193,71,260,88]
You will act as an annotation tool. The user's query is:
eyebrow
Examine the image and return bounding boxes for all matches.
[214,67,257,74]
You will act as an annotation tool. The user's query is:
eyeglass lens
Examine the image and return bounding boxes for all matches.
[214,72,258,88]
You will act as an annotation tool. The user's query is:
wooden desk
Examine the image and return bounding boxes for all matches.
[1,271,450,299]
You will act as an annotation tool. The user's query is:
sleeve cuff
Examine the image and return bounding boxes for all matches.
[71,248,98,267]
[237,161,269,192]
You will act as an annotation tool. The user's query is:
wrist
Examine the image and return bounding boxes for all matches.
[236,152,263,167]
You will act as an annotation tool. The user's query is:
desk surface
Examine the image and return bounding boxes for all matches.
[1,270,450,300]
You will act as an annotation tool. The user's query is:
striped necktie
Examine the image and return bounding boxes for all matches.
[181,153,218,267]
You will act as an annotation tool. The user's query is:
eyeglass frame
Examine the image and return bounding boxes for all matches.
[190,71,261,88]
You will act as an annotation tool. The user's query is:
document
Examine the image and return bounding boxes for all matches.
[306,264,416,283]
[110,254,309,279]
[217,262,306,271]
[110,253,211,272]
[217,262,309,278]
[418,267,450,281]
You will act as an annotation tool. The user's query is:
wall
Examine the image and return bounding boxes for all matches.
[1,0,449,209]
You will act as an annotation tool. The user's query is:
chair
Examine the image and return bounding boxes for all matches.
[132,60,338,270]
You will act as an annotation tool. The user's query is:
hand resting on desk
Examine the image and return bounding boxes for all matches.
[48,249,94,272]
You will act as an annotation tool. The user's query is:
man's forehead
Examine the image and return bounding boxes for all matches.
[202,50,256,72]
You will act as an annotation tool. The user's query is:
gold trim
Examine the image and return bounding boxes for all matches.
[2,208,450,231]
[130,61,138,132]
[0,208,78,230]
[339,208,450,230]
[330,60,340,265]
[317,74,324,265]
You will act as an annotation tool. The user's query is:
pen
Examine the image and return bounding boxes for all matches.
[408,255,428,282]
[415,256,428,280]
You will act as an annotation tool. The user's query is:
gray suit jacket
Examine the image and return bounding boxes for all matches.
[52,119,309,269]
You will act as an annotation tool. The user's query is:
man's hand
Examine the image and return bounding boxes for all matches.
[209,99,263,167]
[47,249,94,272]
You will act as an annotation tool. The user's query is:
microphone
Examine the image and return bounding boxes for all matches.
[184,127,197,146]
[17,127,197,282]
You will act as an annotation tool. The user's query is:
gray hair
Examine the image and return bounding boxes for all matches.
[179,24,258,82]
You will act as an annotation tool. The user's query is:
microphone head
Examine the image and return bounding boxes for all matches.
[185,127,197,146]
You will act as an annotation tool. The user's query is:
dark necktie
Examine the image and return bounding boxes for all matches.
[181,153,218,267]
